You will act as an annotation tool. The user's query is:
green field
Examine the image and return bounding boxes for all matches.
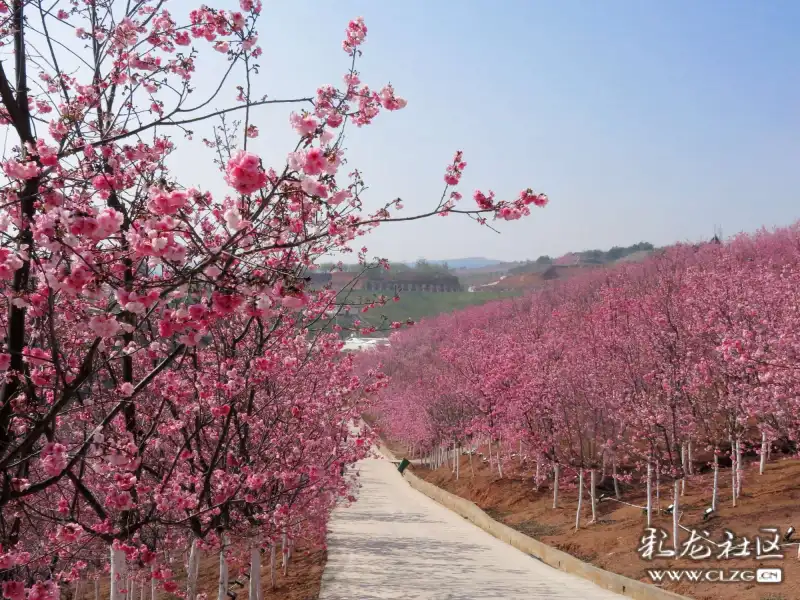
[334,290,519,333]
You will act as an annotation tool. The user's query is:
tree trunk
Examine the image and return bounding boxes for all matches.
[687,440,693,475]
[74,580,82,600]
[139,581,145,600]
[269,544,277,591]
[150,565,157,600]
[680,444,686,496]
[282,531,289,575]
[575,469,584,529]
[673,480,680,552]
[187,540,200,600]
[535,459,541,488]
[760,431,768,475]
[218,536,229,600]
[712,451,719,511]
[110,546,127,600]
[553,463,560,509]
[612,458,621,499]
[94,579,99,600]
[590,469,597,523]
[655,461,660,511]
[736,438,743,497]
[249,544,261,600]
[730,436,737,507]
[496,440,503,478]
[646,462,652,527]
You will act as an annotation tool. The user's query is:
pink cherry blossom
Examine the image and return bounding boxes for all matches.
[3,159,40,180]
[1,582,25,600]
[225,150,267,194]
[302,147,327,176]
[343,16,367,55]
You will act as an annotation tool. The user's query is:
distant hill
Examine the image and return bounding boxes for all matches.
[406,257,506,270]
[507,242,655,276]
[471,242,657,292]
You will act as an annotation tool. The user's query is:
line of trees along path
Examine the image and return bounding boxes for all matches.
[372,225,800,542]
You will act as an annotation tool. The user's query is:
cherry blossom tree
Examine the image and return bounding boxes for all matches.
[0,2,547,596]
[373,223,800,548]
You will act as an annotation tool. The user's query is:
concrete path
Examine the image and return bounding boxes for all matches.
[319,458,625,600]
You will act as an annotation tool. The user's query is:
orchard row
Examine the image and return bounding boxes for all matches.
[372,226,800,541]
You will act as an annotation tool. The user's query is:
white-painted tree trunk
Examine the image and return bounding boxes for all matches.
[139,580,145,600]
[187,539,200,600]
[687,440,693,475]
[249,544,261,600]
[673,480,680,552]
[282,531,289,575]
[74,579,82,600]
[456,445,460,480]
[110,546,127,600]
[553,463,560,508]
[712,452,719,511]
[590,469,597,523]
[612,458,621,499]
[218,536,229,600]
[269,544,277,591]
[130,578,137,600]
[575,470,584,529]
[680,444,686,496]
[646,462,652,527]
[535,459,541,487]
[760,431,768,475]
[469,448,474,477]
[94,579,99,600]
[736,438,743,497]
[655,461,660,511]
[150,565,157,600]
[496,441,503,478]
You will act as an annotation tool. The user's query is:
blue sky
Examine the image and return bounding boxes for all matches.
[174,1,800,262]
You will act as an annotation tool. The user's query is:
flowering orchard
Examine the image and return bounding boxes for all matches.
[372,226,800,543]
[0,2,546,598]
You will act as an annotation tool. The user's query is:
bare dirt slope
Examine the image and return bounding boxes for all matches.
[410,449,800,600]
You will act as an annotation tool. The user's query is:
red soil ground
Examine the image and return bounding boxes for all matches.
[402,447,800,600]
[84,548,326,600]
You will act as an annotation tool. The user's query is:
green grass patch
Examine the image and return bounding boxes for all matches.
[342,290,520,330]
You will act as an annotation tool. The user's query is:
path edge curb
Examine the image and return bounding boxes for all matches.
[379,443,689,600]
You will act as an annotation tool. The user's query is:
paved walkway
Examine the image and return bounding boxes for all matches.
[319,457,625,600]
